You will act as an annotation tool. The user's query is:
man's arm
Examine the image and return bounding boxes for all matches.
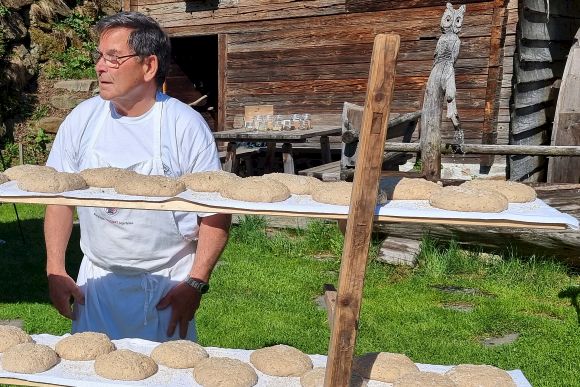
[157,213,231,338]
[45,204,84,319]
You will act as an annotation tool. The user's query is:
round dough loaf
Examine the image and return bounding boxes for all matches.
[179,170,240,192]
[461,179,536,203]
[311,181,353,206]
[352,352,419,383]
[0,173,9,184]
[250,344,313,377]
[114,174,185,197]
[393,371,456,387]
[17,171,87,193]
[1,343,58,373]
[150,340,208,369]
[391,178,443,200]
[300,367,367,387]
[220,177,291,203]
[429,186,509,213]
[94,349,158,381]
[0,325,34,352]
[3,164,56,181]
[263,173,321,195]
[445,364,516,387]
[193,357,258,387]
[80,167,137,188]
[55,332,115,360]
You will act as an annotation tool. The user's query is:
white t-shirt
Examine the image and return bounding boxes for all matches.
[47,92,221,240]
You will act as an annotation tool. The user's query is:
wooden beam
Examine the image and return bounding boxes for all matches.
[217,33,228,133]
[481,0,508,169]
[325,33,400,387]
[323,284,338,330]
[383,142,580,156]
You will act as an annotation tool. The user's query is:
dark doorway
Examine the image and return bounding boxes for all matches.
[167,35,219,131]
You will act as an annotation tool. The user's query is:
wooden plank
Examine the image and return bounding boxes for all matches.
[345,0,493,13]
[374,183,580,265]
[217,34,227,132]
[325,33,400,387]
[523,0,580,18]
[519,15,580,42]
[138,0,345,28]
[481,0,508,168]
[163,7,493,41]
[519,42,574,63]
[548,33,580,183]
[323,284,338,329]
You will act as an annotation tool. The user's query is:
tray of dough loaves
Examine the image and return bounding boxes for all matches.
[0,329,532,387]
[0,165,577,230]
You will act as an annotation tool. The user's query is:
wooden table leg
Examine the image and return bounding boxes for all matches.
[223,142,238,173]
[320,136,331,164]
[265,142,277,173]
[282,142,295,174]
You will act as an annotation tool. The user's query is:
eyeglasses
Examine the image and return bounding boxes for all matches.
[91,50,139,68]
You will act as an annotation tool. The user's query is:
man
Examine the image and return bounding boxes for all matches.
[44,12,231,342]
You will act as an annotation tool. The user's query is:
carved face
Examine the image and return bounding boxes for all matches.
[441,3,466,34]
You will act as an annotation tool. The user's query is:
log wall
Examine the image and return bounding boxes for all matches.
[508,0,580,181]
[135,0,511,166]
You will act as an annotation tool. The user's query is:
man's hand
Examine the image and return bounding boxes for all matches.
[156,282,201,339]
[47,273,85,320]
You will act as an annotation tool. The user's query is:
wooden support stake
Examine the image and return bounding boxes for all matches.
[324,34,400,387]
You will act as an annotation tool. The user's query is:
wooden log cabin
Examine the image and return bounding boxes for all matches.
[126,0,580,181]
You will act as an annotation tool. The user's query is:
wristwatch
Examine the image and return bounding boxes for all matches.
[185,277,210,294]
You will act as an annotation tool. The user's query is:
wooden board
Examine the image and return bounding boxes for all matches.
[547,29,580,183]
[0,195,567,229]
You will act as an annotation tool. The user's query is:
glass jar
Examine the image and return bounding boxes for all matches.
[254,115,267,132]
[265,114,274,131]
[272,114,284,131]
[291,114,301,130]
[301,113,312,130]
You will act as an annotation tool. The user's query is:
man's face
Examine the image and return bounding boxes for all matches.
[96,27,152,106]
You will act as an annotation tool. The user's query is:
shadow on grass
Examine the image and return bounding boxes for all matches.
[558,286,580,325]
[0,217,82,303]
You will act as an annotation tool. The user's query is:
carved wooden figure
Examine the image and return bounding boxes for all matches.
[420,2,466,180]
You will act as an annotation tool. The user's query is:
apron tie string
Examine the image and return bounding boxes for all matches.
[140,274,160,326]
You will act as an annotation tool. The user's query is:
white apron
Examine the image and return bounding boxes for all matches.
[73,100,197,341]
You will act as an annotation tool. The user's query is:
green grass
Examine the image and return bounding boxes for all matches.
[1,205,579,386]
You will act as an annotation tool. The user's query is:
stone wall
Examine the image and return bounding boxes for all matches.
[0,0,121,143]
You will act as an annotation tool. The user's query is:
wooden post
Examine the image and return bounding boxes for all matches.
[324,34,400,387]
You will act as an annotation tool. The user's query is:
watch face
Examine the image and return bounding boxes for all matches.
[187,278,209,294]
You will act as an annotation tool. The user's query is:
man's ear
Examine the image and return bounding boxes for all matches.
[447,2,454,11]
[143,55,159,83]
[459,4,466,13]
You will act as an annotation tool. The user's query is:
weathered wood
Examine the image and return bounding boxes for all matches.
[138,0,345,28]
[519,42,574,63]
[382,142,580,156]
[323,284,337,330]
[420,3,466,181]
[217,34,227,132]
[524,0,580,17]
[376,236,421,267]
[325,33,399,387]
[519,15,580,42]
[345,0,490,13]
[481,0,507,169]
[548,30,580,183]
[374,184,580,266]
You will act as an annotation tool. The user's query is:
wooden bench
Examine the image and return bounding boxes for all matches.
[219,146,261,176]
[298,108,422,181]
[298,160,342,181]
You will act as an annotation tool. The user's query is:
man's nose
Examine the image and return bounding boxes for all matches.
[95,58,107,73]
